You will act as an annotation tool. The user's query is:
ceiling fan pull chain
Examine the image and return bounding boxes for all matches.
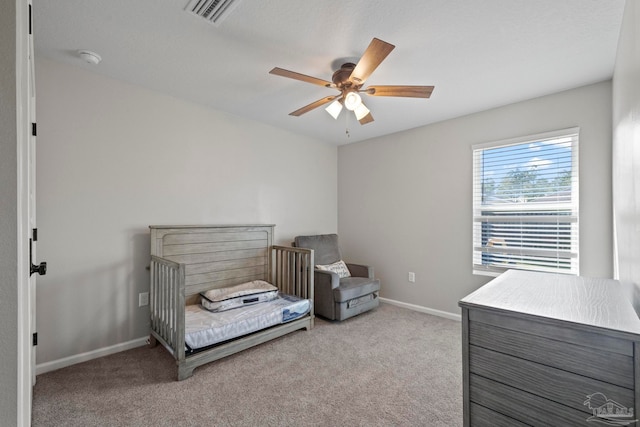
[345,109,350,138]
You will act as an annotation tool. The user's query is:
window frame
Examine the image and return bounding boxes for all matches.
[472,127,580,277]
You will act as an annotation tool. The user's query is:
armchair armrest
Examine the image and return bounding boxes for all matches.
[314,269,340,290]
[314,269,340,319]
[346,263,374,279]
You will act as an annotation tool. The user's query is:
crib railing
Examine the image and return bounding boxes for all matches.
[149,255,186,362]
[272,245,314,326]
[272,246,314,298]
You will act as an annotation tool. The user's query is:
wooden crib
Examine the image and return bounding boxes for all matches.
[148,224,314,380]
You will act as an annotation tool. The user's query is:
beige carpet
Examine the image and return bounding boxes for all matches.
[33,302,462,426]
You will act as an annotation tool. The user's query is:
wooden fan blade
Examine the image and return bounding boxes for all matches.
[349,38,395,85]
[289,95,339,116]
[365,85,434,98]
[358,112,374,125]
[270,67,333,88]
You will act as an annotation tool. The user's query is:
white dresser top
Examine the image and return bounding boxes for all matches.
[460,270,640,337]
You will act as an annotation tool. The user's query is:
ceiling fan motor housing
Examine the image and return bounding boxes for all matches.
[332,63,358,89]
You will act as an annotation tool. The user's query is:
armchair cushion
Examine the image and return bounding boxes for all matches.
[294,234,342,265]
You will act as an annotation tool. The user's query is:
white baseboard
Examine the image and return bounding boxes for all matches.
[379,297,461,321]
[36,337,148,376]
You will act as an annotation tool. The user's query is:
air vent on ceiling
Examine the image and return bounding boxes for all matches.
[185,0,241,26]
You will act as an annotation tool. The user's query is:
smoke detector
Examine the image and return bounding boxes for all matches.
[78,50,102,65]
[184,0,241,26]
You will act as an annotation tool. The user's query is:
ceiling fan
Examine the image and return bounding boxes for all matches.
[269,37,434,125]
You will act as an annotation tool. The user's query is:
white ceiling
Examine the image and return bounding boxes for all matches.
[34,0,625,145]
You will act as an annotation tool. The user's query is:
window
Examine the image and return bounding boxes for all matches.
[472,128,579,276]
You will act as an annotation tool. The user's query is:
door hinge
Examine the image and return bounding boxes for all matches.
[32,228,38,242]
[32,332,37,346]
[31,122,36,136]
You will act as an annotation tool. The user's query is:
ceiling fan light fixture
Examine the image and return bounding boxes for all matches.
[344,91,362,111]
[354,103,370,121]
[325,100,343,119]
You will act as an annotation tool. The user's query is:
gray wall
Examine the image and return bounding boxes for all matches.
[338,81,613,315]
[0,1,18,424]
[613,0,640,292]
[35,58,338,365]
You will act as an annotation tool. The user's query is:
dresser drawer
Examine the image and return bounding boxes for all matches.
[469,402,529,427]
[469,309,634,356]
[470,345,635,414]
[470,374,592,425]
[469,320,634,388]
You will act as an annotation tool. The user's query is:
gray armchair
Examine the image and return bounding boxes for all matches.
[294,234,380,321]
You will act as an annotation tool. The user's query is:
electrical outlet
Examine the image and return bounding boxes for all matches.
[139,292,149,307]
[408,272,416,283]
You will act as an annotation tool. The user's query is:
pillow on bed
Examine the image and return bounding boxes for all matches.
[200,280,278,312]
[316,260,351,278]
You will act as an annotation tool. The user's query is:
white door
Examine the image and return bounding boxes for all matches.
[17,0,41,424]
[27,0,40,386]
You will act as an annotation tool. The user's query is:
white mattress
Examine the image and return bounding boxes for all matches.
[185,293,310,350]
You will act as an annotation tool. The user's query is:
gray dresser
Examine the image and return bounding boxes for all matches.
[459,270,640,426]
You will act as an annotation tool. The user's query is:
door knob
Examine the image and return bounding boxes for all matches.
[29,238,47,276]
[31,261,47,276]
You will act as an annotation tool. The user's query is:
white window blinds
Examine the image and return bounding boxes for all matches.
[472,128,579,276]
